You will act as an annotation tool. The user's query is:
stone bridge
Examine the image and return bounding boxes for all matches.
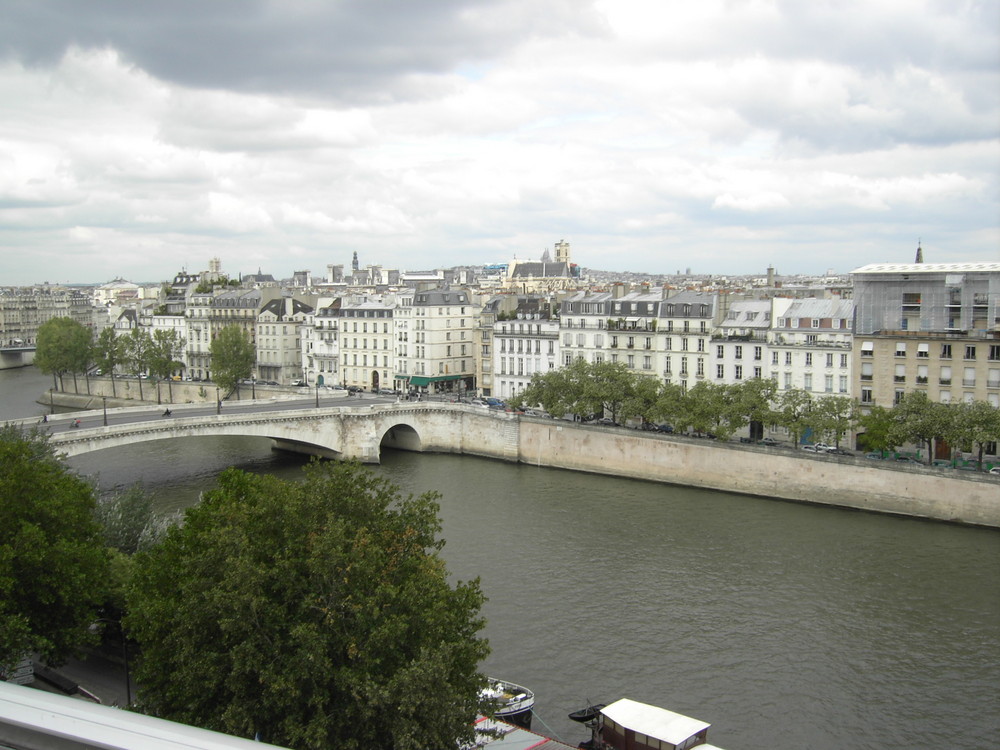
[47,402,521,463]
[23,400,1000,527]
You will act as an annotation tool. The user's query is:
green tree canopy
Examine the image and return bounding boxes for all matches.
[121,327,153,400]
[0,426,110,668]
[894,391,951,463]
[35,317,92,391]
[125,461,490,750]
[93,327,123,397]
[210,325,255,394]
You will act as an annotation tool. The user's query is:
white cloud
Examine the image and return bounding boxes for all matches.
[0,0,996,284]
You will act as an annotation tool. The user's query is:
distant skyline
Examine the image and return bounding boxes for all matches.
[1,0,998,286]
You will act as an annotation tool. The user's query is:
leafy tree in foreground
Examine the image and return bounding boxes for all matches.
[0,426,110,669]
[35,317,92,392]
[125,461,490,750]
[210,325,255,395]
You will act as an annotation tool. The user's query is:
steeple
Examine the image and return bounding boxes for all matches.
[352,251,359,272]
[915,240,923,264]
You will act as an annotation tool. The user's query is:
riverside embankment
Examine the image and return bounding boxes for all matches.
[28,381,1000,528]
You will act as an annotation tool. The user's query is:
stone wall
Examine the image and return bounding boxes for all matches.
[513,418,1000,528]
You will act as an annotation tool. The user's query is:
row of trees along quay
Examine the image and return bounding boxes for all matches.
[0,425,493,750]
[509,359,1000,470]
[34,317,256,401]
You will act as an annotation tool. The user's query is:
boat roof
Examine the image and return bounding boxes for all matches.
[469,717,576,749]
[600,698,710,745]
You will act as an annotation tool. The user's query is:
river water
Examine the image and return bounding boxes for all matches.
[2,366,999,749]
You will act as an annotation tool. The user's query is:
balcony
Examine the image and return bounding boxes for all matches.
[963,379,976,387]
[860,374,873,382]
[915,376,928,384]
[894,376,905,383]
[939,378,952,386]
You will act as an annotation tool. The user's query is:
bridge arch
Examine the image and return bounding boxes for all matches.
[378,423,422,453]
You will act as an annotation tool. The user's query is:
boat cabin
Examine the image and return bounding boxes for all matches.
[598,698,713,750]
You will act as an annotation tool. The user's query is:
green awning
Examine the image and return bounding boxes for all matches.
[407,375,464,387]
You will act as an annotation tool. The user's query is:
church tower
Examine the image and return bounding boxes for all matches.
[554,239,571,265]
[352,251,359,272]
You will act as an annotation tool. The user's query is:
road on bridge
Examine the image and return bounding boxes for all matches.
[19,389,441,434]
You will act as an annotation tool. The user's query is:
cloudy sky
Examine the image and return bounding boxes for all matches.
[1,0,998,286]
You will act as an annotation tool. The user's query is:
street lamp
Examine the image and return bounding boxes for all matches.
[216,388,221,414]
[315,382,320,408]
[251,377,256,400]
[102,396,107,426]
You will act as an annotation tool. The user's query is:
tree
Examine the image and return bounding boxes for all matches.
[735,378,779,441]
[149,328,186,402]
[94,483,170,556]
[93,327,123,397]
[777,388,814,446]
[812,395,857,448]
[894,391,950,463]
[948,400,1000,470]
[857,405,905,456]
[0,426,110,669]
[35,317,92,392]
[125,461,490,750]
[210,325,255,395]
[122,327,153,401]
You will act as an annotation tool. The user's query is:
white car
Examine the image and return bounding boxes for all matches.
[990,467,1000,476]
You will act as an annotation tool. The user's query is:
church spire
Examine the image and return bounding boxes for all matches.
[915,240,923,263]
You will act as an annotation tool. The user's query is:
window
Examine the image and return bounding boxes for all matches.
[917,343,929,358]
[990,345,1000,361]
[754,346,762,361]
[825,374,833,392]
[894,364,905,383]
[894,389,905,405]
[735,346,743,360]
[861,387,873,404]
[735,365,743,380]
[940,366,952,385]
[963,367,976,387]
[941,344,952,359]
[965,345,977,360]
[826,353,834,368]
[861,362,873,381]
[785,352,792,366]
[717,364,724,379]
[783,372,792,389]
[697,339,705,353]
[754,366,762,378]
[811,319,820,328]
[643,356,652,370]
[772,351,779,365]
[717,345,725,359]
[861,341,874,356]
[839,354,848,368]
[804,373,813,390]
[917,365,929,384]
[805,353,813,366]
[697,358,705,376]
[895,343,906,357]
[839,375,848,393]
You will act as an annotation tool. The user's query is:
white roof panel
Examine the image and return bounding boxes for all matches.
[600,699,710,745]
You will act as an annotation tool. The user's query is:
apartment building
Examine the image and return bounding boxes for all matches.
[397,288,476,395]
[256,297,313,384]
[0,286,93,346]
[303,299,342,387]
[770,298,854,396]
[711,299,779,385]
[658,290,716,390]
[492,300,560,400]
[334,297,398,391]
[852,262,1000,408]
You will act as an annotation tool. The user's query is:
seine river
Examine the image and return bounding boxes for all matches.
[3,366,999,749]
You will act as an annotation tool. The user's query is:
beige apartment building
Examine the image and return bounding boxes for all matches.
[852,262,1000,408]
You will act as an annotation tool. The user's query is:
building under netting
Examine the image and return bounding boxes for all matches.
[850,261,1000,414]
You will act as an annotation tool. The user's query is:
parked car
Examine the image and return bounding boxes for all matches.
[758,437,779,447]
[989,467,1000,475]
[376,387,398,396]
[654,423,674,433]
[895,455,921,465]
[592,417,620,427]
[346,385,362,394]
[828,448,854,457]
[864,452,884,460]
